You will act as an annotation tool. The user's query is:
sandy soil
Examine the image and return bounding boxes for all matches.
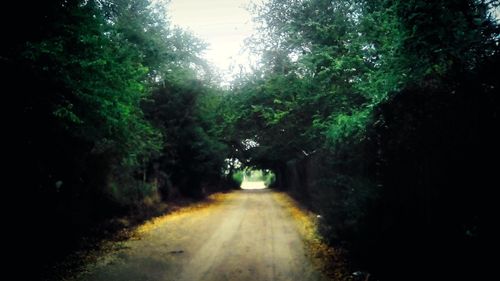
[74,189,328,281]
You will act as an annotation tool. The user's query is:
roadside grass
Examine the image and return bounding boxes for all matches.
[133,192,234,237]
[273,192,353,281]
[53,191,233,281]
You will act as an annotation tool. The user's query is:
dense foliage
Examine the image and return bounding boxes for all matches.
[221,0,500,279]
[3,0,232,277]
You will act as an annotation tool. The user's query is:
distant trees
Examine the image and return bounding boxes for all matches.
[143,69,229,197]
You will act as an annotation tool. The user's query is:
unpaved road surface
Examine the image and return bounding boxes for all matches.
[75,189,327,281]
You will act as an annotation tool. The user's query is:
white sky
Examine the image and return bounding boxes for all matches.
[167,0,257,83]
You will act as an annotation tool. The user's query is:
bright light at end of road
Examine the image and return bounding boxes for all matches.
[241,180,267,190]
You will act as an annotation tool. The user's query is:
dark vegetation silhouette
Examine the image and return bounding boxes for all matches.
[222,1,499,280]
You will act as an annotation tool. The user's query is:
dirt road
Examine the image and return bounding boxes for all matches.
[75,189,327,281]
